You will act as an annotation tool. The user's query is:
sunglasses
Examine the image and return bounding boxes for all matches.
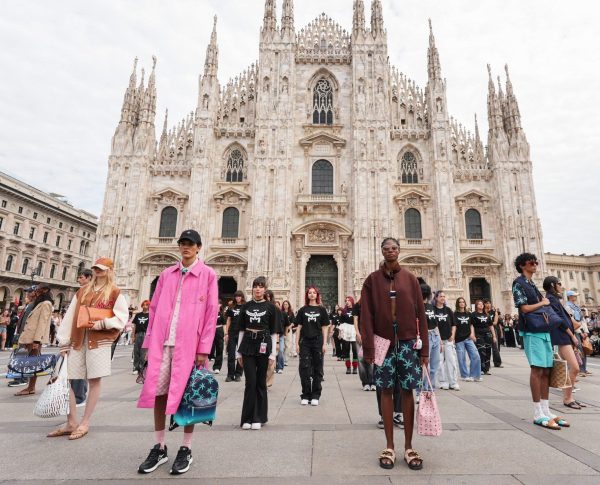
[252,283,265,288]
[526,261,539,266]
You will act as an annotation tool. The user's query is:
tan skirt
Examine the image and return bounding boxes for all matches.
[68,331,112,380]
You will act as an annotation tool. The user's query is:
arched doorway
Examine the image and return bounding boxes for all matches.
[305,255,338,311]
[0,286,10,309]
[218,276,237,303]
[149,277,159,301]
[469,278,491,306]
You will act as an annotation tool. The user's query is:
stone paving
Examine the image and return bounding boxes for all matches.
[1,346,599,484]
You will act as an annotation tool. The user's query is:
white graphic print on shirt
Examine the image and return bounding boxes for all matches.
[247,310,267,324]
[457,316,470,325]
[305,311,320,323]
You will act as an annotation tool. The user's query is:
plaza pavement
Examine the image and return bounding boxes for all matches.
[1,345,599,484]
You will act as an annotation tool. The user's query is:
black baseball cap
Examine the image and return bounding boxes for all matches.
[177,229,202,246]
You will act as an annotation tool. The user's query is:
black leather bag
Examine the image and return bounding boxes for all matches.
[7,348,57,377]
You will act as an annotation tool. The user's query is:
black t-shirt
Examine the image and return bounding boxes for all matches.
[226,305,243,335]
[239,300,278,334]
[341,307,354,324]
[296,305,330,339]
[453,311,472,343]
[132,312,150,333]
[425,303,437,330]
[433,306,454,340]
[471,312,492,334]
[353,302,361,331]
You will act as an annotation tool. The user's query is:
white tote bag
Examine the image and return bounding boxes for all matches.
[34,355,70,418]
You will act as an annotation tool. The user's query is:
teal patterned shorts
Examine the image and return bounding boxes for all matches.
[374,339,421,391]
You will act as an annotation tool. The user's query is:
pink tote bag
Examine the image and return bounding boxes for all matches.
[417,367,442,437]
[373,334,391,366]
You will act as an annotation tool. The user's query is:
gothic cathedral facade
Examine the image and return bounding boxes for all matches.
[97,0,544,312]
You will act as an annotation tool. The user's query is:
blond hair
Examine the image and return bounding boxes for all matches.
[80,268,117,304]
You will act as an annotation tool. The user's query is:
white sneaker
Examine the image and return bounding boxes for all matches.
[363,384,371,391]
[251,422,261,430]
[301,399,309,405]
[441,384,449,390]
[464,377,474,382]
[370,385,377,391]
[474,377,483,382]
[276,369,283,374]
[310,399,319,406]
[241,423,251,430]
[213,369,220,374]
[450,385,461,391]
[75,401,86,408]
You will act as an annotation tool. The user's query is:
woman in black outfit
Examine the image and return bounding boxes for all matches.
[470,299,496,375]
[331,307,344,360]
[236,277,278,430]
[341,296,358,374]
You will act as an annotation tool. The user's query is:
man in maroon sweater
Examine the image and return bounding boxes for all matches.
[360,237,429,471]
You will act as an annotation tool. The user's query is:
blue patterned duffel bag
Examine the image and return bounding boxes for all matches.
[173,367,219,427]
[7,348,57,377]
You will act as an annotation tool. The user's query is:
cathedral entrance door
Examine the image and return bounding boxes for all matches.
[469,277,491,306]
[218,276,237,302]
[305,255,338,311]
[150,276,159,300]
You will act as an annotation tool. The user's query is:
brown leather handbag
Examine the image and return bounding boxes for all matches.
[582,337,593,356]
[77,306,114,329]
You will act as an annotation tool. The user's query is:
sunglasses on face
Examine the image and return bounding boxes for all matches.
[252,283,265,288]
[526,261,539,266]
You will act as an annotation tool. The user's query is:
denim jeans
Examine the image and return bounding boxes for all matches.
[419,330,441,393]
[276,335,285,371]
[438,340,459,387]
[455,339,481,379]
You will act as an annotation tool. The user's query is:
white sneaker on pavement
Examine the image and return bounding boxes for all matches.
[251,423,261,430]
[301,399,309,405]
[310,399,319,406]
[241,423,251,430]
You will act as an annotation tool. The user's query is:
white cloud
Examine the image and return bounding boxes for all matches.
[0,0,598,254]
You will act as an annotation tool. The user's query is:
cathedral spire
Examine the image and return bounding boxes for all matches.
[140,56,157,124]
[486,64,499,131]
[353,0,365,35]
[262,0,277,32]
[427,19,442,81]
[281,0,294,36]
[474,113,484,160]
[158,108,168,155]
[119,57,138,124]
[204,16,219,78]
[504,63,522,129]
[370,0,384,36]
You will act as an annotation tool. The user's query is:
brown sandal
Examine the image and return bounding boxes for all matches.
[47,426,75,438]
[404,449,423,470]
[14,388,35,396]
[379,449,395,469]
[68,425,89,440]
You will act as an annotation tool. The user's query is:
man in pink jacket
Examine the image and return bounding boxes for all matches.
[137,229,218,475]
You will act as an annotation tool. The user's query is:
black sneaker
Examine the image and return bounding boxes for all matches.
[8,380,27,387]
[225,376,233,382]
[393,413,404,428]
[170,446,193,475]
[138,444,168,474]
[234,375,242,382]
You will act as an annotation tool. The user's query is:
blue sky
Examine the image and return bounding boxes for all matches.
[0,0,598,254]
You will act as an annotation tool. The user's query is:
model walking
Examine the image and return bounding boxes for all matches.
[296,286,330,406]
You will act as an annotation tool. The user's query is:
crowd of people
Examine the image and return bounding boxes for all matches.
[4,229,598,475]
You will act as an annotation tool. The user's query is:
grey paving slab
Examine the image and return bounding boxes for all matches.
[1,346,599,482]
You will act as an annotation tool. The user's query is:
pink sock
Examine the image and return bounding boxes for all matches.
[182,432,193,449]
[155,429,165,448]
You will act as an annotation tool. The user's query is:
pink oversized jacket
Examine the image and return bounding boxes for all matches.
[137,259,219,414]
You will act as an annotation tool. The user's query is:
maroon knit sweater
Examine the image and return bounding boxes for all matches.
[360,265,429,360]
